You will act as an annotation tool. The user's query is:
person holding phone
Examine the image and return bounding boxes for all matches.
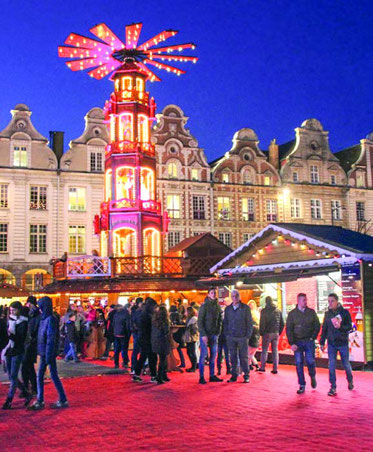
[320,293,354,396]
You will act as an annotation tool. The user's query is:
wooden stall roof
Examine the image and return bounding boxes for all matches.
[166,233,232,256]
[42,277,200,294]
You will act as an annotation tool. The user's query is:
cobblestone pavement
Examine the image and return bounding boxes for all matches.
[0,365,372,451]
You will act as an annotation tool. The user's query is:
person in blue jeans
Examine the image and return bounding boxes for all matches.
[286,293,320,394]
[197,287,223,384]
[64,312,80,363]
[320,293,354,396]
[1,301,31,409]
[28,297,68,410]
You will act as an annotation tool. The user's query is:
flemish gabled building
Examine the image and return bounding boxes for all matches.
[278,118,348,229]
[211,128,281,249]
[153,105,212,250]
[0,104,106,290]
[335,132,373,234]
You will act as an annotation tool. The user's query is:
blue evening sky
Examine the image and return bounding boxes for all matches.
[1,0,373,161]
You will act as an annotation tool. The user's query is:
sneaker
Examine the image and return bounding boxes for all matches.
[271,370,278,374]
[150,377,158,383]
[156,379,164,385]
[130,370,135,375]
[348,381,354,390]
[199,377,207,384]
[50,400,69,409]
[258,368,266,373]
[27,400,45,411]
[2,398,12,410]
[132,375,142,382]
[297,386,305,394]
[243,375,250,383]
[209,375,223,382]
[24,393,33,407]
[311,377,317,389]
[328,387,337,396]
[227,376,237,383]
[162,376,171,382]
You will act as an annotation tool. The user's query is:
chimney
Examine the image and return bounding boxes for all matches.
[269,138,279,169]
[49,131,64,164]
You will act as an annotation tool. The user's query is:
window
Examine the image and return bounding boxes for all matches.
[30,225,47,253]
[166,195,180,219]
[191,168,199,181]
[222,172,230,183]
[290,199,301,219]
[242,198,255,221]
[310,165,319,183]
[117,167,135,200]
[243,169,252,184]
[69,226,86,254]
[0,185,8,208]
[30,186,47,210]
[356,202,365,221]
[218,232,232,248]
[264,175,271,186]
[0,224,8,252]
[357,172,366,188]
[292,172,299,182]
[331,200,342,220]
[167,231,181,249]
[13,146,27,167]
[90,152,103,172]
[138,114,149,143]
[192,196,205,219]
[311,199,322,219]
[217,197,231,220]
[330,175,336,185]
[266,200,277,222]
[243,233,255,243]
[167,162,178,179]
[119,113,133,142]
[68,188,86,211]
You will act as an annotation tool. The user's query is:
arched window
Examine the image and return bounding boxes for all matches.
[113,227,137,257]
[121,76,132,91]
[167,162,178,179]
[119,113,133,142]
[116,167,135,200]
[138,114,149,143]
[136,78,144,100]
[140,168,155,200]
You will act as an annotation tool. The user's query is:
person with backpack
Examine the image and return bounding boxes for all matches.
[28,297,68,410]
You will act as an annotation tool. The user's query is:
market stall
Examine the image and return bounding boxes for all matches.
[206,223,373,367]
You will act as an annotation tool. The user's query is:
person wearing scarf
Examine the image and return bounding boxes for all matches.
[1,301,30,410]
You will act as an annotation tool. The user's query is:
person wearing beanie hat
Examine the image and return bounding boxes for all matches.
[26,296,38,307]
[1,301,31,409]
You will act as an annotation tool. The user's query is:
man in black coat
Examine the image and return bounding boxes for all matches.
[286,293,320,394]
[112,304,131,369]
[259,296,284,374]
[320,293,354,396]
[224,290,253,383]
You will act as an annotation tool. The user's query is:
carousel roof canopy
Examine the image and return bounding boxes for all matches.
[210,223,373,278]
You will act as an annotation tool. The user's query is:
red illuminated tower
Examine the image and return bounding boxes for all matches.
[59,23,197,272]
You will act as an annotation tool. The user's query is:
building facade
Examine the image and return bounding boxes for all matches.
[0,102,372,289]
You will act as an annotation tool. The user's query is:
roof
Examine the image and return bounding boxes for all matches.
[275,223,373,254]
[166,233,232,254]
[335,144,362,172]
[42,277,200,294]
[211,223,373,273]
[209,155,224,168]
[279,140,296,160]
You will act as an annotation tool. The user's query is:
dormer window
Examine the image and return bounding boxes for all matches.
[222,172,230,183]
[292,171,299,182]
[191,168,199,181]
[264,175,271,186]
[168,162,178,179]
[310,165,319,183]
[243,169,251,184]
[13,145,27,167]
[356,172,366,188]
[330,175,337,185]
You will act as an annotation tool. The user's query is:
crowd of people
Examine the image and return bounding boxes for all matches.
[0,288,355,410]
